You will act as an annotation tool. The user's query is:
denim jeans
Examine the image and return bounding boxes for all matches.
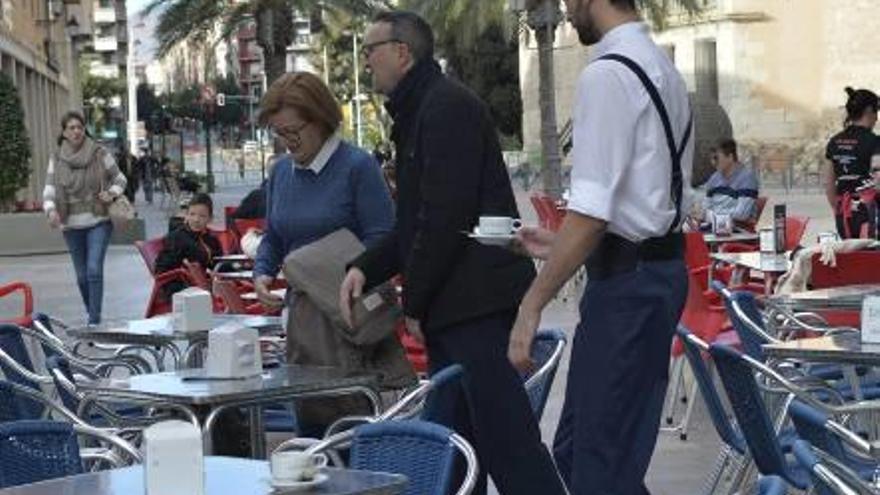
[62,221,113,324]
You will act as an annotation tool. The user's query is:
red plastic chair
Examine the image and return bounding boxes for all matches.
[224,206,237,229]
[135,238,191,318]
[233,218,265,237]
[736,196,768,232]
[722,215,810,254]
[811,251,880,289]
[0,282,33,327]
[208,228,239,255]
[213,278,266,315]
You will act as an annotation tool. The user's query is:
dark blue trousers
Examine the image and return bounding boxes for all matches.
[426,310,567,495]
[553,259,687,494]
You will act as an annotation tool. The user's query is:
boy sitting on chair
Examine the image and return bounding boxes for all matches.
[155,193,222,297]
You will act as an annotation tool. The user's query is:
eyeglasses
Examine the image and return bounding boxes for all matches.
[361,38,401,57]
[270,121,311,148]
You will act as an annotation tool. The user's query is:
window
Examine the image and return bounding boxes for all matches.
[694,39,718,102]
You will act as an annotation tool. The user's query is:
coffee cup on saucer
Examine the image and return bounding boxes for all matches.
[477,216,523,236]
[270,451,327,485]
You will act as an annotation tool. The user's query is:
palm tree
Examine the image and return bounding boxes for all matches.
[406,0,704,199]
[143,0,388,85]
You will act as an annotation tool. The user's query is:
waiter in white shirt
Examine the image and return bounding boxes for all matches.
[508,1,694,493]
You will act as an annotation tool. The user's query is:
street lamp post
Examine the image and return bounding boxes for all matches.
[352,34,363,147]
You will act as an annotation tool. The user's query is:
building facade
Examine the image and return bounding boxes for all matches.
[519,0,880,183]
[0,0,78,202]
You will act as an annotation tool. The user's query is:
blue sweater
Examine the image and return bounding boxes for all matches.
[254,141,394,278]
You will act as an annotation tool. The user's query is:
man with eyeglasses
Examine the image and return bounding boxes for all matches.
[339,10,566,495]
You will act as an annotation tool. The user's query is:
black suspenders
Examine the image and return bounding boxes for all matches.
[598,53,693,233]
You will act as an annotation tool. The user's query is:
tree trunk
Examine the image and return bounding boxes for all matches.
[531,1,563,200]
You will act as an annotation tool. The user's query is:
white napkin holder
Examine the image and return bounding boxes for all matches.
[861,296,880,344]
[172,287,212,332]
[144,420,204,495]
[205,324,262,378]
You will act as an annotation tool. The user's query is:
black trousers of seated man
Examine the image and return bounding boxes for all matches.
[424,310,567,495]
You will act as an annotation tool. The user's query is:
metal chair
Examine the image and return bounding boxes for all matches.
[0,379,85,426]
[522,328,566,421]
[0,282,33,327]
[0,420,141,489]
[792,440,878,495]
[756,476,788,495]
[314,420,478,495]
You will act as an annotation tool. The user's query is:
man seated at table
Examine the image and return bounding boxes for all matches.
[694,138,760,228]
[155,193,222,298]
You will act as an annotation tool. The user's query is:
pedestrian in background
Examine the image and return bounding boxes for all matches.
[43,111,128,325]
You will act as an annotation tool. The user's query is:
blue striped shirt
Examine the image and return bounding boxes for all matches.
[702,165,759,221]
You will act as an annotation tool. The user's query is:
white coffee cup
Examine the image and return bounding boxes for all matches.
[270,451,328,483]
[478,216,523,236]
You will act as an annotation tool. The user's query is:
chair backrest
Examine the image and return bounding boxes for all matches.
[684,231,712,270]
[0,381,44,422]
[718,288,772,361]
[0,325,40,393]
[810,251,880,289]
[0,282,33,327]
[785,215,809,251]
[756,476,788,495]
[680,267,728,350]
[421,365,465,428]
[135,237,165,275]
[44,355,80,413]
[787,400,850,465]
[182,260,211,291]
[213,279,248,314]
[791,440,864,495]
[754,197,769,222]
[209,228,239,255]
[0,420,82,488]
[676,326,745,454]
[350,420,477,495]
[523,328,566,420]
[709,343,800,486]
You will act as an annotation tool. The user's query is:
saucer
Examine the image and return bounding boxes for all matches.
[270,472,329,492]
[465,228,516,247]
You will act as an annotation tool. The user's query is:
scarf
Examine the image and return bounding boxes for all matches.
[53,137,107,221]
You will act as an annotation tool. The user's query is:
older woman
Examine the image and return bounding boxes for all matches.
[253,72,400,438]
[43,111,127,325]
[253,72,394,305]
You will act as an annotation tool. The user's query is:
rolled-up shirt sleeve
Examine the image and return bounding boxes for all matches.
[566,64,639,222]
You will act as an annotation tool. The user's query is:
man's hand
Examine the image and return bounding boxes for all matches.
[339,267,366,328]
[508,304,540,373]
[405,317,424,344]
[254,275,283,310]
[514,226,556,260]
[47,210,61,229]
[97,191,114,203]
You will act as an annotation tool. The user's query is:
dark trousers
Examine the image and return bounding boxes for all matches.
[62,221,113,325]
[553,259,687,495]
[425,310,566,495]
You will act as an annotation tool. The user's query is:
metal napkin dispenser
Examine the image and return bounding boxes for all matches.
[205,324,262,378]
[144,420,204,495]
[172,287,212,332]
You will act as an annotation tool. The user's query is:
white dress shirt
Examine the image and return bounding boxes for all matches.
[567,22,695,242]
[292,132,341,174]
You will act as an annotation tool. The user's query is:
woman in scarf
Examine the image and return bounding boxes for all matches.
[43,111,127,325]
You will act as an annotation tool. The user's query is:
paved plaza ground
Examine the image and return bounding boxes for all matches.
[0,181,839,493]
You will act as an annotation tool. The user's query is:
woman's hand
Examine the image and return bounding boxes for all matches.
[339,267,366,328]
[47,210,61,229]
[254,275,284,310]
[98,191,114,203]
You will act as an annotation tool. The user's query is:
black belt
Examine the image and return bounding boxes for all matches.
[585,232,684,280]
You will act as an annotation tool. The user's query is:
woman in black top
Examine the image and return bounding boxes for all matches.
[825,87,879,238]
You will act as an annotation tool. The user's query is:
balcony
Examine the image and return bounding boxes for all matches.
[94,6,116,24]
[94,35,118,52]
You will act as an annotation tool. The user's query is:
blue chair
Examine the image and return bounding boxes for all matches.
[792,440,875,495]
[522,328,566,421]
[709,343,810,490]
[0,420,141,488]
[787,400,877,481]
[756,476,787,495]
[333,420,478,495]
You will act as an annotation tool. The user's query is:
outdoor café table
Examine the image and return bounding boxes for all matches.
[215,254,252,263]
[214,270,284,281]
[0,456,407,495]
[765,284,880,313]
[702,231,760,248]
[711,251,792,294]
[66,314,284,369]
[79,365,381,459]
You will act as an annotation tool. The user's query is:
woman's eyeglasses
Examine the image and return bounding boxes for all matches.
[270,121,311,148]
